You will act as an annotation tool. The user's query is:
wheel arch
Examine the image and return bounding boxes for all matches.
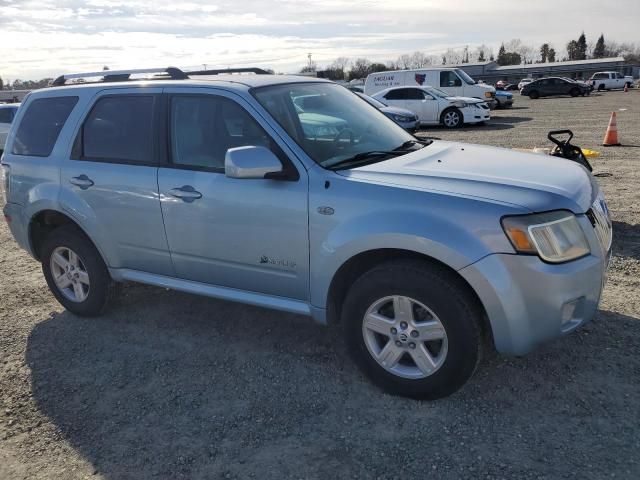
[28,209,108,265]
[325,248,491,341]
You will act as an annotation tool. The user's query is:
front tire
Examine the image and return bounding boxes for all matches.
[41,225,114,316]
[529,90,540,99]
[570,88,579,97]
[440,108,462,128]
[342,260,482,400]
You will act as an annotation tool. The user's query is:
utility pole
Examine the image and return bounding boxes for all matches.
[308,53,313,70]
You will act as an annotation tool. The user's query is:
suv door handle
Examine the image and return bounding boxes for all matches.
[168,185,202,202]
[69,175,94,190]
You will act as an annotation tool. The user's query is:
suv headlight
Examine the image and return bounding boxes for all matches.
[484,91,494,98]
[501,211,590,263]
[452,101,469,108]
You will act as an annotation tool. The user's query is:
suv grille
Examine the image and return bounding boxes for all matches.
[587,195,612,255]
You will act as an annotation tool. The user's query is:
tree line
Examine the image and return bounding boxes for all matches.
[313,33,639,81]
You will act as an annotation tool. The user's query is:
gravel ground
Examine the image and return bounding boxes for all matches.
[1,90,639,480]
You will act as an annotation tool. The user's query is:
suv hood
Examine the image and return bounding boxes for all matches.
[339,141,594,213]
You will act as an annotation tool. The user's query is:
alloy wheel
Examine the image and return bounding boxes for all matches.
[49,246,91,303]
[362,295,448,379]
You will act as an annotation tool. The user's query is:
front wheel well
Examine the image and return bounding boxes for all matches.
[326,249,490,339]
[29,210,80,261]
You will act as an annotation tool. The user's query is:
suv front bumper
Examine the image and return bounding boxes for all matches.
[459,248,607,356]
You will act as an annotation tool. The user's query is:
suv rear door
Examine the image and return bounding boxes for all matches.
[157,88,309,300]
[60,88,174,276]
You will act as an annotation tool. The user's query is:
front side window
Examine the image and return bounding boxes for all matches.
[11,96,78,157]
[170,95,274,171]
[81,95,155,164]
[253,82,416,168]
[440,71,462,88]
[406,89,425,100]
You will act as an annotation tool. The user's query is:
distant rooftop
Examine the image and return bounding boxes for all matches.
[493,56,625,70]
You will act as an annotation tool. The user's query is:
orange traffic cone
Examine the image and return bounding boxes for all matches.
[602,112,621,146]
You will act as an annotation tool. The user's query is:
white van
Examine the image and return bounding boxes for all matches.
[365,68,495,104]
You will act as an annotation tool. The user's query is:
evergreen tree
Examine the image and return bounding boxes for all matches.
[566,40,579,60]
[478,50,485,62]
[540,43,550,63]
[593,34,606,58]
[548,48,556,62]
[497,44,506,64]
[577,32,587,60]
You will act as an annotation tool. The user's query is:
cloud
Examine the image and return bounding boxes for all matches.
[0,0,639,80]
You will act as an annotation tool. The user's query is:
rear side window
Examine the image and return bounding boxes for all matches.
[11,97,78,157]
[79,95,155,164]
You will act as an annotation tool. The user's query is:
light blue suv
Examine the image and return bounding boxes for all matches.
[1,67,612,399]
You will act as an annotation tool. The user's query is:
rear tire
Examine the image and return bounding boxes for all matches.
[440,108,462,128]
[41,225,114,316]
[529,90,540,99]
[342,260,482,400]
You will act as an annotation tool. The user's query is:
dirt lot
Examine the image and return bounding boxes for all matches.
[1,90,639,480]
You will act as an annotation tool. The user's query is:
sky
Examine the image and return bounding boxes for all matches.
[1,0,639,81]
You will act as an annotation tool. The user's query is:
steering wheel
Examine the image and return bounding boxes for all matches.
[333,128,355,148]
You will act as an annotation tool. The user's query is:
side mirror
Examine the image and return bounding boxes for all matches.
[225,146,284,180]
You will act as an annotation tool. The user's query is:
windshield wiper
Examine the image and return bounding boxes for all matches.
[325,150,406,170]
[393,139,433,151]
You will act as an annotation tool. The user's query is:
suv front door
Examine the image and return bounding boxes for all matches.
[157,88,309,300]
[61,88,174,276]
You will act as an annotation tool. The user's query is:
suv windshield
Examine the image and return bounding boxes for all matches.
[455,69,476,85]
[253,82,418,169]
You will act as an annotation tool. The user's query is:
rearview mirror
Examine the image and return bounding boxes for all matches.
[225,146,283,180]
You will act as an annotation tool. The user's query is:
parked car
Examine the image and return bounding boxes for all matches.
[521,77,591,99]
[355,92,419,131]
[2,67,611,400]
[517,78,534,90]
[0,103,20,153]
[588,71,634,91]
[495,80,509,90]
[494,90,514,108]
[503,84,519,91]
[371,86,490,128]
[364,68,496,105]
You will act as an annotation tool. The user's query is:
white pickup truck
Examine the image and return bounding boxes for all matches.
[588,71,634,91]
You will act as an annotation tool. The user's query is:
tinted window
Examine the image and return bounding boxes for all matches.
[81,95,154,163]
[11,97,77,157]
[594,73,607,80]
[440,71,462,88]
[406,89,425,100]
[170,96,274,171]
[0,107,15,124]
[385,89,408,100]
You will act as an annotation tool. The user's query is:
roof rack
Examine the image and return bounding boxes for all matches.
[51,66,188,86]
[187,67,271,76]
